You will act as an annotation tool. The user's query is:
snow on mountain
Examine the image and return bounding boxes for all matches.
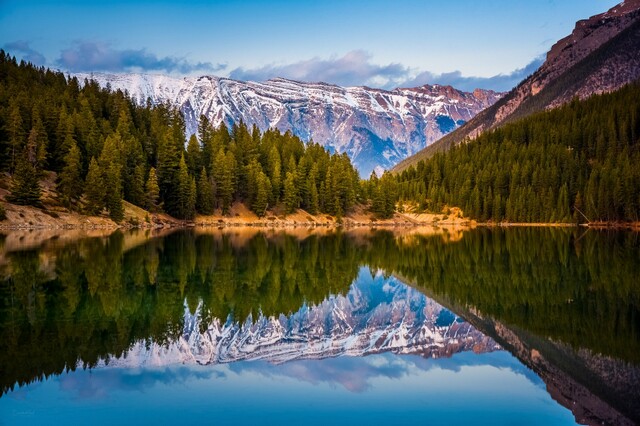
[97,273,499,368]
[74,72,502,176]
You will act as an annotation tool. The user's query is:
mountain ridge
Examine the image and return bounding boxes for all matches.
[74,71,502,176]
[393,0,640,172]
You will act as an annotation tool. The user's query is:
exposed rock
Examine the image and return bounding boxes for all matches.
[75,73,501,176]
[394,0,640,171]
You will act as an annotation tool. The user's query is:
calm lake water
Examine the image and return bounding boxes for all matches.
[0,227,638,425]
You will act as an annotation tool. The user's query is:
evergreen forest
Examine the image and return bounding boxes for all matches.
[0,51,362,221]
[1,50,639,223]
[394,83,640,223]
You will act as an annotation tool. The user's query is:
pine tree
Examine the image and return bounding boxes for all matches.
[177,154,195,219]
[7,153,41,206]
[29,113,49,172]
[129,164,146,207]
[283,171,298,214]
[156,132,181,216]
[573,192,585,223]
[268,145,282,203]
[309,182,319,215]
[145,167,160,212]
[84,157,105,215]
[378,172,396,218]
[198,115,214,172]
[188,177,197,220]
[253,171,270,216]
[196,167,214,215]
[7,102,25,173]
[186,134,201,176]
[213,148,235,214]
[58,142,83,206]
[100,134,124,222]
[59,117,77,172]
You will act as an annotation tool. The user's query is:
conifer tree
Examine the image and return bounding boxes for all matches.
[100,134,124,222]
[7,102,25,173]
[129,164,146,207]
[283,171,298,214]
[156,132,182,216]
[29,113,49,172]
[177,154,195,220]
[59,117,77,171]
[198,115,214,172]
[84,157,105,215]
[196,167,214,215]
[145,167,160,212]
[309,182,319,215]
[188,177,197,219]
[186,134,201,176]
[253,171,270,216]
[58,142,83,206]
[7,152,41,206]
[213,148,235,214]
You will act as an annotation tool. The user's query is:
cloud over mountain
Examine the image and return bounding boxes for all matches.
[3,41,46,66]
[230,50,543,92]
[56,41,226,74]
[230,50,409,88]
[401,57,544,92]
[3,41,542,92]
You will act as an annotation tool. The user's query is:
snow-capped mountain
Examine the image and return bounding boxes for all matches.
[75,72,502,176]
[98,273,499,368]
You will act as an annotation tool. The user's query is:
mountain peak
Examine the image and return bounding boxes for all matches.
[393,0,640,172]
[546,0,640,65]
[79,72,502,176]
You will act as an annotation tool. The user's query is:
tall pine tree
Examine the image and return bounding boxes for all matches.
[58,142,83,206]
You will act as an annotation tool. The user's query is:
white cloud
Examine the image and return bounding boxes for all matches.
[3,41,46,66]
[230,50,409,88]
[56,41,226,74]
[230,50,544,92]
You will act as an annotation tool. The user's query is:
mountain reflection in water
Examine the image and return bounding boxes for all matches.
[0,227,638,425]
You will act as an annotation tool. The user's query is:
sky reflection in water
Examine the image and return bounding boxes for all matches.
[4,227,635,425]
[1,262,576,426]
[3,351,574,426]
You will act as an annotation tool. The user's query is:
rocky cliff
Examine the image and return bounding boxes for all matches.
[393,0,640,172]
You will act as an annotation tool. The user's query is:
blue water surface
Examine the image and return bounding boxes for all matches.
[1,350,575,426]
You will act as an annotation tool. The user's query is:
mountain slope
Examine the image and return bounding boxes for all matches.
[74,73,501,176]
[393,0,640,172]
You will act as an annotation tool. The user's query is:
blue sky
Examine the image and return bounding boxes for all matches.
[0,0,621,91]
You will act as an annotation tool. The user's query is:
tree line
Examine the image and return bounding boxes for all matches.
[3,49,639,224]
[0,51,365,221]
[393,83,640,223]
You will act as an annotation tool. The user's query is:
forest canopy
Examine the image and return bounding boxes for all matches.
[1,50,639,223]
[0,51,364,220]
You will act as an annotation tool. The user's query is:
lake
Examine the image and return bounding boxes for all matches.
[0,227,638,425]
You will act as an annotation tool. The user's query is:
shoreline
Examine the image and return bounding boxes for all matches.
[2,219,639,232]
[0,200,638,231]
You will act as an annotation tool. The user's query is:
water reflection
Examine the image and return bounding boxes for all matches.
[0,227,638,425]
[104,269,498,369]
[4,354,574,426]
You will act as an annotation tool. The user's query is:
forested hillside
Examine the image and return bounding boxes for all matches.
[394,83,640,223]
[2,50,639,225]
[0,51,363,221]
[393,2,640,172]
